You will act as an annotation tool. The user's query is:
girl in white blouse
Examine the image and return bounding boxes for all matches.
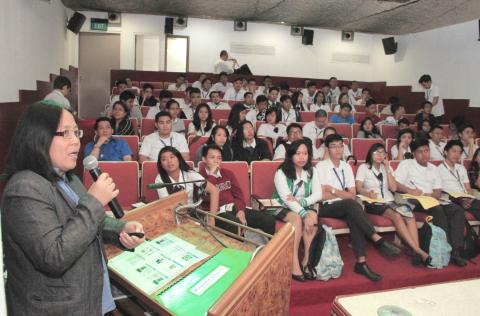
[309,91,331,113]
[257,107,287,147]
[390,128,414,160]
[187,103,216,137]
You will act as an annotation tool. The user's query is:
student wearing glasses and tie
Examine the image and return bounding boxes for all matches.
[356,143,431,266]
[315,134,401,282]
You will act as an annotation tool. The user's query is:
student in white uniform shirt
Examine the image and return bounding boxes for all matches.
[273,123,305,161]
[246,78,262,100]
[267,87,281,109]
[332,93,353,113]
[390,128,414,160]
[139,111,189,163]
[419,74,444,120]
[314,127,351,161]
[167,74,187,91]
[303,110,328,145]
[200,78,212,99]
[243,92,256,109]
[258,75,273,96]
[187,103,216,137]
[223,78,246,101]
[246,95,268,127]
[165,100,186,135]
[207,91,230,110]
[320,83,333,105]
[181,88,202,120]
[213,50,237,74]
[192,73,207,89]
[383,103,406,126]
[353,88,372,107]
[458,124,479,160]
[428,125,446,161]
[301,81,317,108]
[109,79,128,104]
[356,143,431,266]
[348,81,362,105]
[271,139,322,281]
[211,72,233,93]
[309,91,331,113]
[257,107,287,147]
[43,76,72,110]
[315,134,401,282]
[439,140,480,221]
[328,77,341,106]
[277,95,300,123]
[394,138,467,267]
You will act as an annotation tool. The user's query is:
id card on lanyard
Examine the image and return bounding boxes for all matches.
[332,168,346,191]
[443,162,466,193]
[159,137,173,147]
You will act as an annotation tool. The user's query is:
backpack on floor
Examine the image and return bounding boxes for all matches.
[307,224,344,281]
[419,216,451,269]
[461,219,480,260]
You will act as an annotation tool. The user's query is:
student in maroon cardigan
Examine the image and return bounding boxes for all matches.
[200,144,276,235]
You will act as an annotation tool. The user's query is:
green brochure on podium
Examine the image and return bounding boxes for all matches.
[155,248,252,316]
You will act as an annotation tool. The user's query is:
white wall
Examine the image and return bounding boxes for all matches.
[371,20,480,106]
[0,0,78,102]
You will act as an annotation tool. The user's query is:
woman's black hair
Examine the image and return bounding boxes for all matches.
[192,103,214,132]
[227,103,247,132]
[337,92,350,104]
[233,120,256,145]
[444,139,464,153]
[206,125,233,161]
[166,99,180,109]
[469,148,480,179]
[112,100,130,116]
[365,143,387,167]
[264,107,279,123]
[156,146,192,194]
[323,126,337,139]
[360,117,381,137]
[313,91,326,105]
[279,139,313,179]
[3,101,72,182]
[396,128,414,145]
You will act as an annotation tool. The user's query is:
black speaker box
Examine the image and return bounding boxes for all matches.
[302,29,314,45]
[165,17,174,34]
[382,37,397,55]
[67,12,86,34]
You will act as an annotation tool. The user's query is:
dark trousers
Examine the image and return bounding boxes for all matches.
[216,209,276,235]
[414,203,465,249]
[462,198,480,221]
[318,199,376,258]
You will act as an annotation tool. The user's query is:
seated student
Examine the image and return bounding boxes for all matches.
[458,124,479,160]
[232,121,272,163]
[192,73,207,89]
[44,76,72,110]
[330,103,355,124]
[315,126,352,161]
[226,103,248,138]
[356,143,431,266]
[357,117,382,139]
[207,91,230,110]
[339,84,349,95]
[419,74,444,121]
[146,91,166,119]
[118,90,142,123]
[84,117,132,161]
[199,77,212,99]
[278,82,290,98]
[247,78,262,99]
[223,78,246,101]
[440,140,480,222]
[310,91,331,113]
[316,134,401,281]
[415,101,437,128]
[447,116,465,140]
[125,77,141,94]
[111,101,134,135]
[333,93,352,113]
[391,128,414,160]
[200,144,276,235]
[380,96,399,115]
[354,88,371,106]
[246,95,268,126]
[181,87,202,119]
[267,86,281,109]
[301,81,317,107]
[329,77,341,106]
[257,107,287,147]
[395,138,467,266]
[139,111,189,163]
[110,79,128,105]
[188,103,216,137]
[258,75,273,96]
[211,72,233,93]
[428,125,446,161]
[167,74,187,91]
[348,81,362,105]
[165,99,186,135]
[416,119,432,140]
[303,109,328,144]
[155,146,219,226]
[277,95,300,123]
[383,103,405,126]
[361,99,381,124]
[397,117,411,130]
[291,91,307,111]
[272,139,322,281]
[468,148,480,190]
[273,123,306,161]
[138,83,159,107]
[158,90,173,110]
[243,92,256,109]
[195,125,234,164]
[177,86,192,110]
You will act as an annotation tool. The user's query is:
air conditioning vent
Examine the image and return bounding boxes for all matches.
[331,53,370,64]
[230,43,275,55]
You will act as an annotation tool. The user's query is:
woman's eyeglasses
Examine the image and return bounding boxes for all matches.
[53,130,84,139]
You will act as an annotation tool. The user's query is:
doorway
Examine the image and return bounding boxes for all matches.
[165,35,189,72]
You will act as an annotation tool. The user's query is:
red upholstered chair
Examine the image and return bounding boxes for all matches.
[218,119,228,127]
[113,135,139,161]
[152,89,162,98]
[355,105,366,112]
[141,81,163,89]
[463,159,471,170]
[83,161,139,210]
[129,118,139,136]
[377,104,388,112]
[258,137,274,156]
[381,125,399,139]
[299,111,315,122]
[211,109,231,121]
[141,118,156,137]
[79,119,96,144]
[227,100,237,107]
[386,138,397,159]
[183,119,192,131]
[352,123,361,137]
[140,106,149,118]
[349,160,365,176]
[430,160,443,167]
[250,161,283,201]
[409,124,417,132]
[198,161,250,206]
[404,114,416,123]
[188,136,209,162]
[351,138,384,161]
[330,123,353,139]
[477,138,480,147]
[389,160,401,171]
[353,112,366,123]
[171,91,186,98]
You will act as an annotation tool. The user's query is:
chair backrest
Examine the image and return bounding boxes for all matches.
[171,90,186,98]
[477,138,480,147]
[141,118,156,137]
[129,118,139,136]
[355,105,366,112]
[227,100,237,107]
[350,160,365,176]
[183,119,192,130]
[386,138,397,159]
[198,161,251,206]
[463,159,472,170]
[404,114,416,123]
[258,137,274,156]
[211,109,231,121]
[430,160,443,167]
[299,111,315,122]
[126,88,139,96]
[380,125,399,139]
[83,161,139,209]
[113,135,139,161]
[250,161,283,199]
[188,136,209,161]
[389,160,401,171]
[351,138,385,161]
[353,112,366,123]
[352,123,361,137]
[140,106,149,117]
[218,119,228,127]
[330,123,353,139]
[79,119,96,144]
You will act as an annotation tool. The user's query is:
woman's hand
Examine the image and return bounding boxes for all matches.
[119,221,145,249]
[88,173,119,206]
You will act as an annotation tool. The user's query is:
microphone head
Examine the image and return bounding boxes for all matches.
[83,155,98,171]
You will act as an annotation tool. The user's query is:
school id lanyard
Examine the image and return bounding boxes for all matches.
[332,168,346,191]
[442,162,466,193]
[159,137,173,147]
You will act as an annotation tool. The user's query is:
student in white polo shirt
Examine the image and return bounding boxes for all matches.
[419,74,444,121]
[273,123,306,161]
[439,140,480,221]
[257,107,287,147]
[223,78,247,101]
[309,91,331,113]
[167,74,187,91]
[348,81,362,105]
[301,81,317,108]
[246,95,268,127]
[43,76,72,110]
[390,128,414,161]
[139,111,189,164]
[207,91,230,110]
[315,134,401,282]
[428,125,446,161]
[181,88,202,120]
[211,72,233,93]
[277,95,300,123]
[394,138,467,267]
[314,126,351,161]
[458,124,479,160]
[303,110,328,145]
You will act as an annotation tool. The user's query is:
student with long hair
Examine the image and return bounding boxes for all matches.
[272,139,322,281]
[310,91,330,113]
[468,148,480,190]
[357,117,381,139]
[188,103,216,137]
[257,107,287,147]
[391,128,414,160]
[333,93,352,112]
[110,100,135,135]
[195,125,234,164]
[291,90,306,111]
[458,124,478,160]
[226,103,248,137]
[314,126,352,160]
[232,121,272,163]
[356,143,431,266]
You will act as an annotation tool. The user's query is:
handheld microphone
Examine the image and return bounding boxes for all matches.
[83,155,124,218]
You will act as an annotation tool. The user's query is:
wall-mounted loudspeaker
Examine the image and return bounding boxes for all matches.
[302,29,314,45]
[174,17,188,28]
[342,31,354,42]
[234,21,247,31]
[67,12,86,34]
[291,25,303,36]
[478,19,480,41]
[165,17,174,34]
[108,12,121,26]
[382,37,397,55]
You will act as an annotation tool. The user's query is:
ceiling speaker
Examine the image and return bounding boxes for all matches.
[174,17,188,28]
[165,17,174,34]
[342,31,354,42]
[67,12,86,34]
[382,37,397,55]
[108,12,121,26]
[291,25,303,36]
[234,21,247,31]
[302,29,314,45]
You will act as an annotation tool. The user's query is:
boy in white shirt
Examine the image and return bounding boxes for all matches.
[43,76,72,110]
[192,73,207,89]
[246,95,268,126]
[211,72,233,93]
[207,91,230,109]
[394,138,467,267]
[258,75,273,96]
[348,81,362,105]
[458,124,479,160]
[267,87,281,109]
[419,74,444,121]
[243,92,256,109]
[303,110,328,144]
[277,95,300,123]
[273,123,306,161]
[167,74,187,91]
[213,50,236,74]
[223,78,246,101]
[301,81,317,108]
[428,125,446,161]
[315,133,400,281]
[181,88,202,119]
[329,77,340,106]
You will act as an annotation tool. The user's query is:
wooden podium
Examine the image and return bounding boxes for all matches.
[106,192,295,316]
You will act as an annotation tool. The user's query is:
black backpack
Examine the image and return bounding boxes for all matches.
[461,220,480,260]
[306,225,326,276]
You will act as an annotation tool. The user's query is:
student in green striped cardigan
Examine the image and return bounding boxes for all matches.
[271,139,322,282]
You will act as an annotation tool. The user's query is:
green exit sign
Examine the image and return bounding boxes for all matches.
[91,18,108,31]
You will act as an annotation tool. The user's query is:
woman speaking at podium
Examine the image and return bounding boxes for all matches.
[1,101,145,316]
